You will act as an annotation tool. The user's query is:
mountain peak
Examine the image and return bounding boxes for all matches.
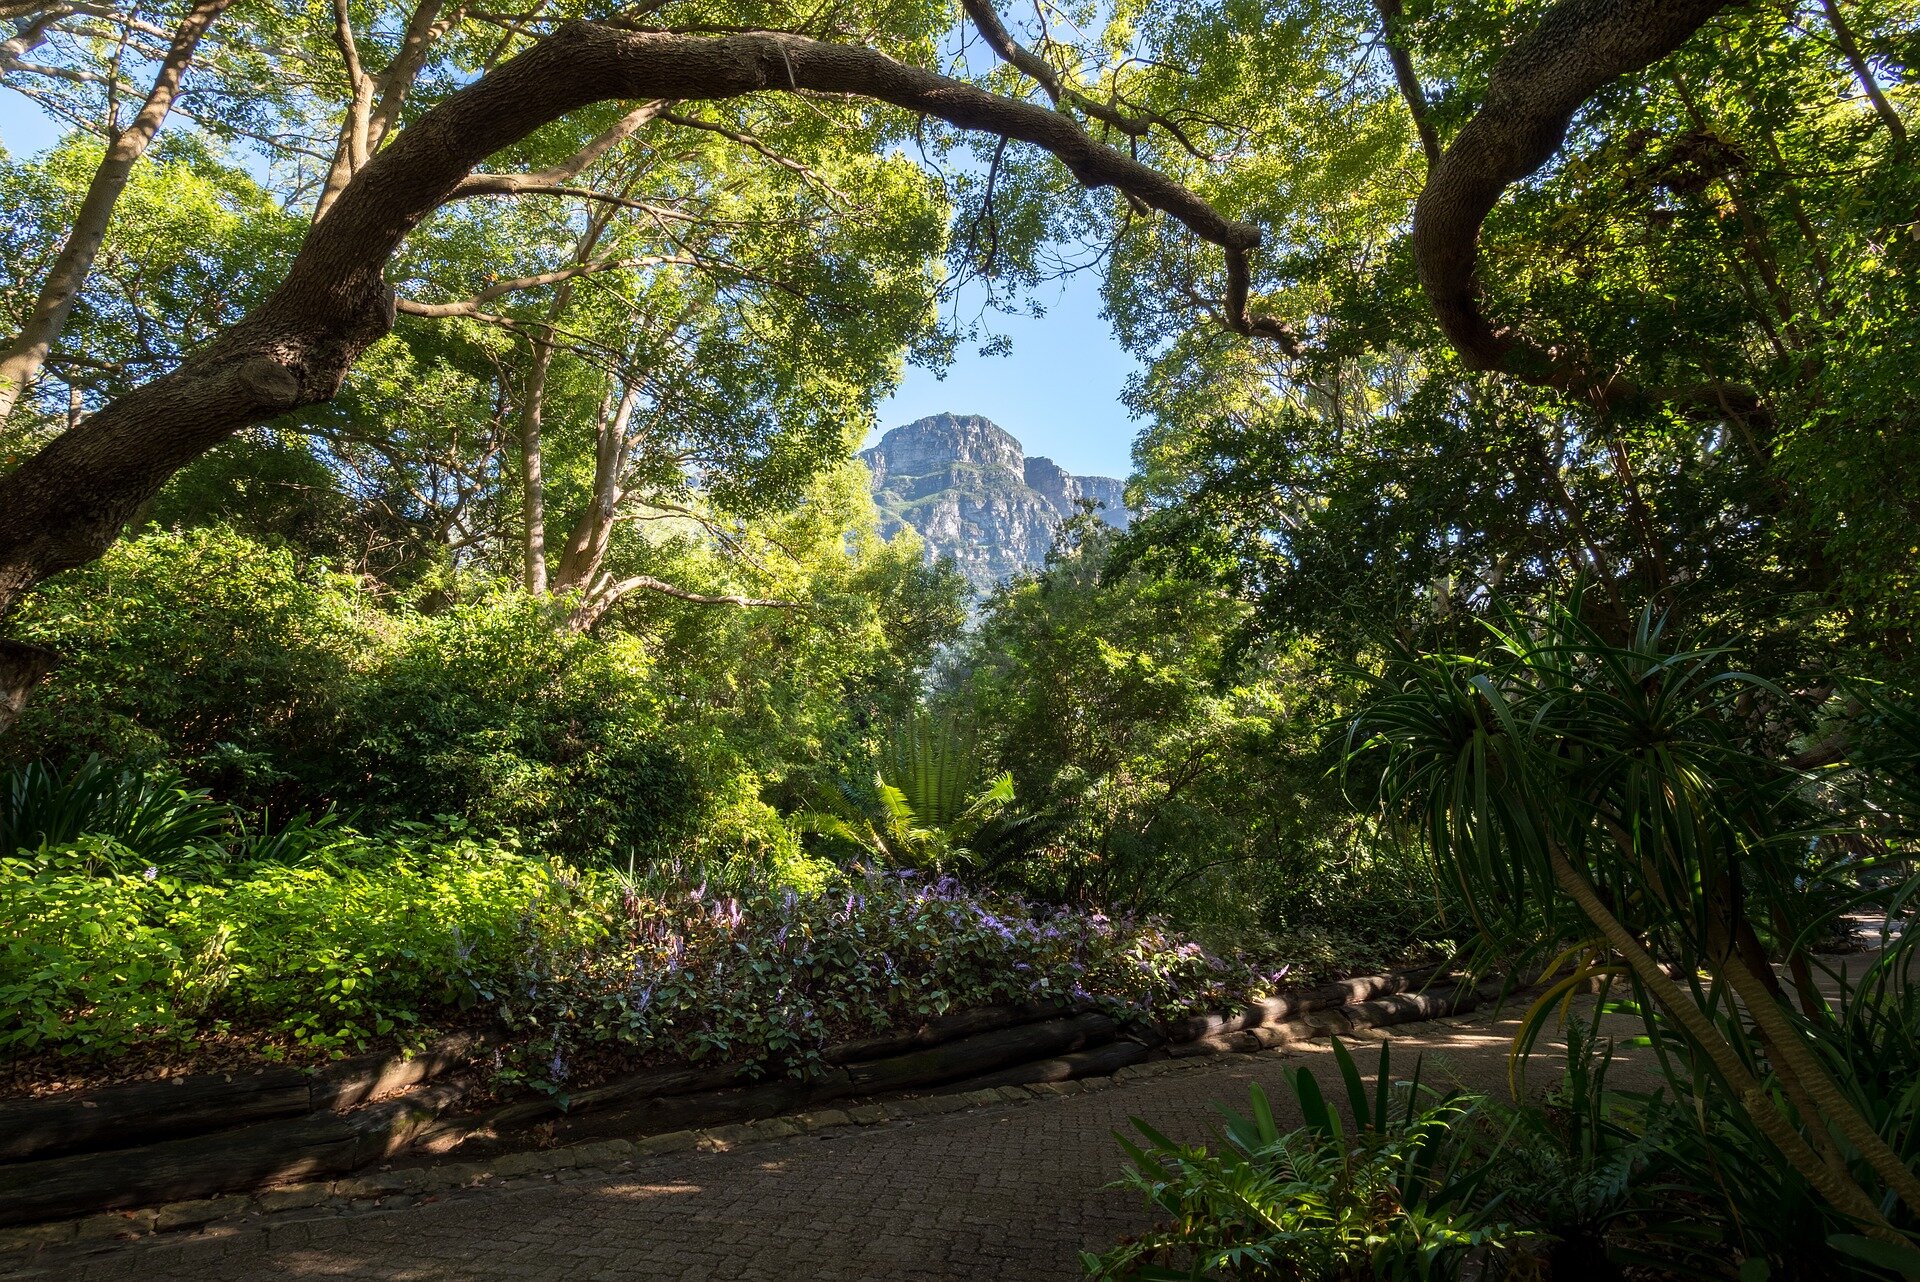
[863,413,1026,482]
[862,413,1130,591]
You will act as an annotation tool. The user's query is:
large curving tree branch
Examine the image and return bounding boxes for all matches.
[0,19,1267,634]
[1412,0,1731,391]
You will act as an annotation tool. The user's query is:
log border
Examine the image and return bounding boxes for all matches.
[0,967,1493,1234]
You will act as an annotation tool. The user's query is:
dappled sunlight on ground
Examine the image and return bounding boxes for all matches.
[49,952,1891,1282]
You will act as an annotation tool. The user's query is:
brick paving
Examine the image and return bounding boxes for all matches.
[34,999,1643,1282]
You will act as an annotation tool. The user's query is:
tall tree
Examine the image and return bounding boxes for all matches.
[0,0,233,423]
[1,0,1849,725]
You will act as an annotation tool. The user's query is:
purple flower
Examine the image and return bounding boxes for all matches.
[142,866,159,882]
[781,888,798,915]
[548,1051,569,1082]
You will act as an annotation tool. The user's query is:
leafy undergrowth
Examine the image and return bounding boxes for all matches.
[0,823,1407,1099]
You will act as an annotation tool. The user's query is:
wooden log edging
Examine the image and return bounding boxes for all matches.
[432,1010,1120,1153]
[0,969,1493,1230]
[1157,962,1456,1045]
[436,1000,1090,1145]
[0,1031,491,1166]
[1164,976,1493,1057]
[0,1083,462,1228]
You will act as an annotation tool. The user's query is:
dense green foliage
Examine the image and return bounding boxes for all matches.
[3,0,1919,1274]
[3,482,959,863]
[944,516,1444,960]
[1,808,1303,1077]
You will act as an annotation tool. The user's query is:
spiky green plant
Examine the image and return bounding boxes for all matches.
[800,710,1015,869]
[1,755,232,866]
[1085,1039,1526,1281]
[1336,599,1920,1255]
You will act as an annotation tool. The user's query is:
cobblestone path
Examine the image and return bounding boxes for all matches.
[36,997,1655,1282]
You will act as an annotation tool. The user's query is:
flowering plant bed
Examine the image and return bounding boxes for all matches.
[2,834,1405,1102]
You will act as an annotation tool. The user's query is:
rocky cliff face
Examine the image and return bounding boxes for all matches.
[862,413,1132,591]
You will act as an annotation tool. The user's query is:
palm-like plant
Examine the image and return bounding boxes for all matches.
[1086,1039,1524,1281]
[803,711,1015,870]
[1337,601,1920,1253]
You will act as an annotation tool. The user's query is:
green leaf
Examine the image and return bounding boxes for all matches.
[1829,1235,1920,1279]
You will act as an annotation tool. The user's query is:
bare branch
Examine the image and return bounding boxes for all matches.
[569,571,797,630]
[958,0,1209,159]
[454,99,668,196]
[660,108,853,205]
[1372,0,1438,168]
[395,255,699,318]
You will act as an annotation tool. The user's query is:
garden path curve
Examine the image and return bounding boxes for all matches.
[26,995,1664,1282]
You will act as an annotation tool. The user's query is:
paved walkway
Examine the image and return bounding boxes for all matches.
[34,996,1659,1282]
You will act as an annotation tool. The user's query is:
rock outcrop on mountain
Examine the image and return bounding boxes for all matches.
[862,413,1132,591]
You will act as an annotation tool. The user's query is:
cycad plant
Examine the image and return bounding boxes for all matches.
[1086,1039,1524,1281]
[803,711,1015,870]
[1337,600,1920,1259]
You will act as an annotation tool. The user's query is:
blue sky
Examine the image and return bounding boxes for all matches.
[874,280,1141,479]
[2,86,1144,480]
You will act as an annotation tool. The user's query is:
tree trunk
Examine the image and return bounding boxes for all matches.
[1717,950,1920,1219]
[0,0,232,425]
[518,332,555,595]
[551,378,638,597]
[0,640,55,735]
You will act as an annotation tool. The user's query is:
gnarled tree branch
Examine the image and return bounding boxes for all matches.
[1412,0,1730,388]
[0,20,1271,623]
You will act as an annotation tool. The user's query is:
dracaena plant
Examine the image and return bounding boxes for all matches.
[1336,597,1920,1258]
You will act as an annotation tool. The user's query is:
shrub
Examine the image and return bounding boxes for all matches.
[0,848,1308,1077]
[5,527,376,781]
[0,826,573,1057]
[346,594,700,860]
[5,531,711,859]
